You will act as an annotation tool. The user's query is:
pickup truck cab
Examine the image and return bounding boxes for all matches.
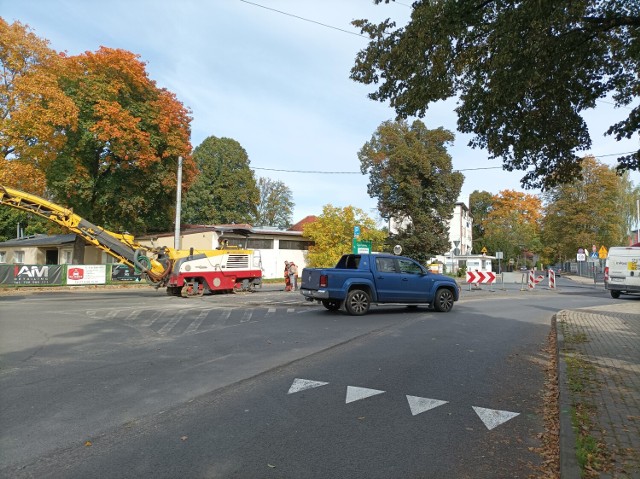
[300,253,460,315]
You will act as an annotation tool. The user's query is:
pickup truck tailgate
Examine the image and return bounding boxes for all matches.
[300,268,324,290]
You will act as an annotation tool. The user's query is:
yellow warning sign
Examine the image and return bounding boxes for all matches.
[481,246,488,254]
[598,245,608,259]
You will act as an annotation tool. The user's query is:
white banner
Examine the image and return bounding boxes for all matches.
[66,265,107,285]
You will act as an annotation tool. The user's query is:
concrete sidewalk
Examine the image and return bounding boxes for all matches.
[558,301,640,478]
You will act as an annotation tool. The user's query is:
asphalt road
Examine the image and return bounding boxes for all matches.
[0,279,615,478]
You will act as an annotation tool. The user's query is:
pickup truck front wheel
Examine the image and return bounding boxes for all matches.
[322,299,342,311]
[433,288,454,312]
[345,289,371,316]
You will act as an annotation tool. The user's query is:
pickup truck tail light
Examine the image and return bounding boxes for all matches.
[319,274,328,288]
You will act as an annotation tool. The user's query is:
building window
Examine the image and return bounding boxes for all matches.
[279,240,309,250]
[62,250,73,264]
[14,251,25,264]
[246,238,274,249]
[0,251,5,263]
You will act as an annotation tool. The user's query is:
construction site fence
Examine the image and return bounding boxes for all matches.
[0,263,143,287]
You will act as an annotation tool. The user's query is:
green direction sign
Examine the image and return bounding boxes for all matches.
[352,239,372,254]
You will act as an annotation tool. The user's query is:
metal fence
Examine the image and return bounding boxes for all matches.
[562,261,605,283]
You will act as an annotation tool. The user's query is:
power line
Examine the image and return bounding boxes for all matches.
[238,0,369,38]
[253,165,503,174]
[253,151,638,175]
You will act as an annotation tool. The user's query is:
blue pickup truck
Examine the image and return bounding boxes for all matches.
[300,253,460,315]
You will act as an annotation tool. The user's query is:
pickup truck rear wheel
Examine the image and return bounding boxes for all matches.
[345,289,370,316]
[433,288,454,312]
[322,300,342,311]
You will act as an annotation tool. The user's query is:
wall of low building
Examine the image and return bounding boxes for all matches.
[138,230,310,280]
[0,246,40,264]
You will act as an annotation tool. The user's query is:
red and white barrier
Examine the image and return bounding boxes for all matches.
[548,270,556,289]
[466,271,496,284]
[528,270,544,290]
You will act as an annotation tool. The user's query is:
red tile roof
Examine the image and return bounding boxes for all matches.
[289,215,317,231]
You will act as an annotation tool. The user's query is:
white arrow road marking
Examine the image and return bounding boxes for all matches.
[288,378,329,394]
[406,396,448,416]
[472,406,520,430]
[345,386,386,404]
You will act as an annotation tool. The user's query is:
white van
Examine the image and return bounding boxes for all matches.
[604,246,640,298]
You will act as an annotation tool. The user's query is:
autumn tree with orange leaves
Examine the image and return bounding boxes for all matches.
[481,190,543,269]
[47,47,196,233]
[0,19,195,235]
[0,18,77,195]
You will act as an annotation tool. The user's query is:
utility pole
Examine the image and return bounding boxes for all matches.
[174,156,183,250]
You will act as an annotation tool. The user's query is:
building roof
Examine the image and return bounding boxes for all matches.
[139,224,304,240]
[289,215,317,232]
[0,233,77,247]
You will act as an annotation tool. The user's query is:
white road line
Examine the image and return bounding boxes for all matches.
[406,396,448,416]
[240,310,253,323]
[346,386,386,404]
[472,406,520,430]
[220,309,231,322]
[287,379,521,430]
[184,310,209,334]
[124,310,142,321]
[157,311,186,336]
[288,378,329,394]
[140,311,164,328]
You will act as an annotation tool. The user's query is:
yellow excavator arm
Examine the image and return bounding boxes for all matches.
[0,185,172,283]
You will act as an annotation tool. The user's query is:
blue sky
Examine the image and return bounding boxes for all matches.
[2,0,638,224]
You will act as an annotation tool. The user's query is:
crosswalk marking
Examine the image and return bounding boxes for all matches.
[124,310,142,321]
[184,310,209,334]
[140,310,164,327]
[157,310,186,336]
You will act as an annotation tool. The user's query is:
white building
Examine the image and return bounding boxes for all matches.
[440,202,474,273]
[387,202,475,273]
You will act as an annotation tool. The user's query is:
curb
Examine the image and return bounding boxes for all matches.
[555,314,582,479]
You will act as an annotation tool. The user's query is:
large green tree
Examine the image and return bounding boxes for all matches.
[469,190,494,247]
[302,204,387,268]
[252,177,294,228]
[46,47,195,234]
[182,136,259,225]
[351,1,640,189]
[1,22,194,235]
[358,119,463,263]
[541,156,636,263]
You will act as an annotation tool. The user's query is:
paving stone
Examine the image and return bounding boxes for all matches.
[560,302,640,478]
